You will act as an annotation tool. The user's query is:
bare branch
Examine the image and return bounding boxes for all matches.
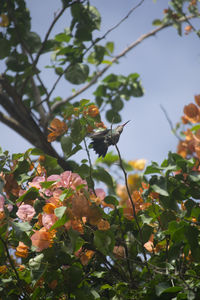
[0,110,39,146]
[50,13,198,115]
[83,0,145,57]
[30,78,47,127]
[160,104,181,141]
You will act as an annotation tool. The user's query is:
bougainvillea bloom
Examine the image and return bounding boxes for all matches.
[15,242,29,258]
[16,204,36,222]
[47,118,68,142]
[31,227,52,252]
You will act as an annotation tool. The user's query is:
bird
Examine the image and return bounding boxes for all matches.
[89,121,130,157]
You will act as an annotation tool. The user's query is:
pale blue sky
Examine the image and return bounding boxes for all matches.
[1,0,200,165]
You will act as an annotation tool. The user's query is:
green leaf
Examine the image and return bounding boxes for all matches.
[40,181,56,189]
[29,254,44,270]
[50,214,68,230]
[12,221,32,232]
[151,177,169,196]
[31,148,44,155]
[111,96,124,112]
[94,230,115,256]
[104,196,118,206]
[155,282,171,296]
[92,167,113,188]
[0,35,11,59]
[54,206,66,218]
[106,109,121,123]
[24,31,41,53]
[106,41,114,54]
[152,19,162,26]
[61,136,73,156]
[68,228,84,253]
[141,224,154,243]
[16,187,39,203]
[65,63,89,85]
[54,32,71,43]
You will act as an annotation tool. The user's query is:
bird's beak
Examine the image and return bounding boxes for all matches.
[122,120,130,127]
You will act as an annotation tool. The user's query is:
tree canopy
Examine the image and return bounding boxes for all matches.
[0,0,200,299]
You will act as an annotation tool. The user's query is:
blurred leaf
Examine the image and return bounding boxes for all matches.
[92,167,113,188]
[65,63,89,84]
[16,187,39,203]
[94,230,115,256]
[55,206,66,218]
[61,136,73,156]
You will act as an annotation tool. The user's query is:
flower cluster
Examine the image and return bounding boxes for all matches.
[15,171,108,254]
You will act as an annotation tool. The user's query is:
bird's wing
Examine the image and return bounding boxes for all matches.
[88,129,109,140]
[90,140,108,157]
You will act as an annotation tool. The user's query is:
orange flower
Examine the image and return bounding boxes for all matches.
[127,174,141,191]
[95,122,106,129]
[144,234,154,252]
[195,94,200,107]
[0,265,7,273]
[97,219,110,231]
[80,250,95,266]
[31,227,52,252]
[18,265,26,271]
[183,103,200,123]
[184,25,192,35]
[43,203,56,214]
[47,118,68,142]
[87,105,99,117]
[16,242,29,258]
[113,245,125,259]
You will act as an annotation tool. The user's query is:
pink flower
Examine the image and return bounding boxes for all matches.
[42,213,57,230]
[16,204,36,222]
[0,195,5,212]
[95,189,106,200]
[29,176,45,189]
[69,173,87,190]
[60,171,72,187]
[0,195,13,212]
[31,227,51,252]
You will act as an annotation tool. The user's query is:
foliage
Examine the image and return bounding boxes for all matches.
[0,0,200,299]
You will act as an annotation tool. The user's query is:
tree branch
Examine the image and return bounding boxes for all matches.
[83,0,145,57]
[50,13,198,115]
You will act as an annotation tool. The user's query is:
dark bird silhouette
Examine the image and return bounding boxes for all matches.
[89,121,130,157]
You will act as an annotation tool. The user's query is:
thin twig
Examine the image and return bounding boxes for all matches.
[83,137,97,196]
[83,0,145,57]
[160,104,181,141]
[114,143,151,275]
[50,13,198,115]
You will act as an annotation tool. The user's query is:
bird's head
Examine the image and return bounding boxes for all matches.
[115,120,130,134]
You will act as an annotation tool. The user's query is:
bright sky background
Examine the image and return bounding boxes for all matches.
[1,0,200,166]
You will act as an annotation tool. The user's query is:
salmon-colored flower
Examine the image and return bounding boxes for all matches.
[16,242,29,258]
[16,204,36,222]
[0,265,7,274]
[184,25,192,35]
[47,118,68,142]
[80,250,95,266]
[183,103,200,123]
[113,245,125,259]
[42,213,58,230]
[195,94,200,107]
[144,234,154,252]
[97,219,110,231]
[87,105,99,117]
[31,227,52,252]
